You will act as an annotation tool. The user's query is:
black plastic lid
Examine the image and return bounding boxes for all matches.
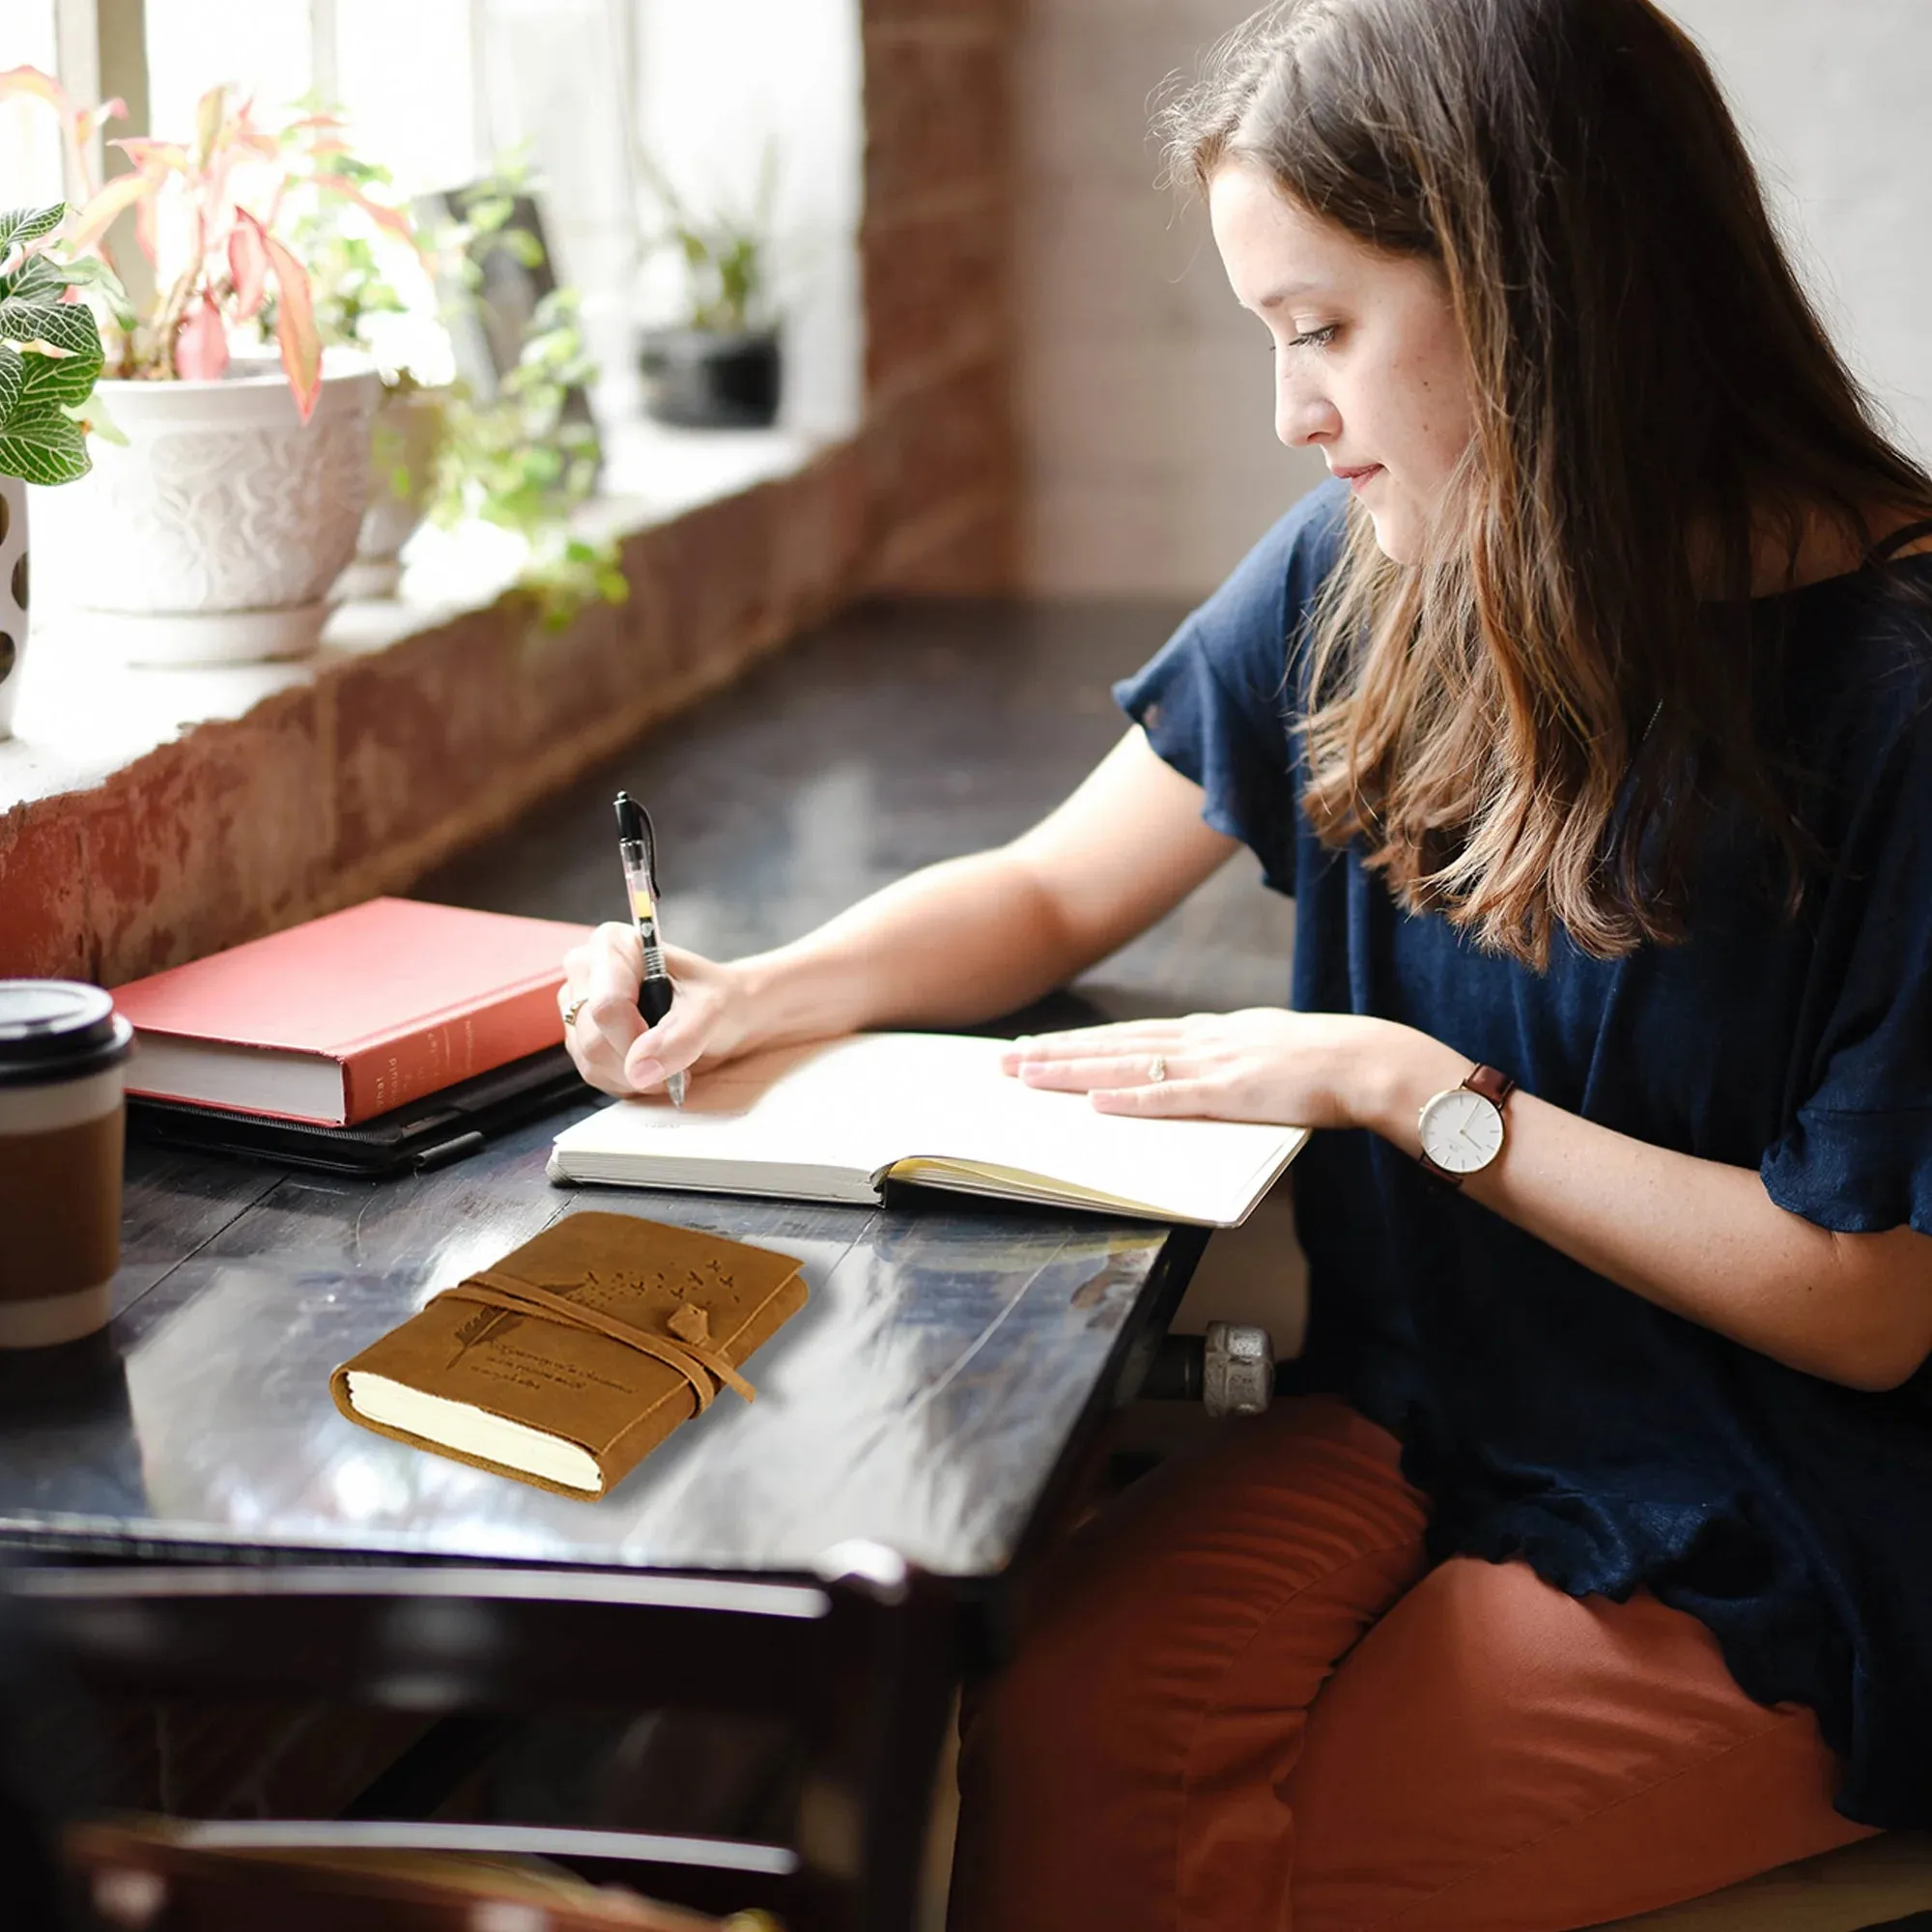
[0,980,134,1089]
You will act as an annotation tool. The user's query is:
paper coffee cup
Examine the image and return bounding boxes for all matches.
[0,980,135,1348]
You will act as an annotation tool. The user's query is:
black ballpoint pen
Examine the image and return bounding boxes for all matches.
[613,791,686,1107]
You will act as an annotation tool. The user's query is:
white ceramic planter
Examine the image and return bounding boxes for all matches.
[336,382,449,600]
[0,475,24,740]
[41,352,381,664]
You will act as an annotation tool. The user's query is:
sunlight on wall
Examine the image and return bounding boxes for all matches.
[1665,0,1932,462]
[1016,0,1329,599]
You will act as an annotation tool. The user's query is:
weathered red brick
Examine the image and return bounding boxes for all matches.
[864,32,1009,217]
[641,487,781,683]
[0,802,90,978]
[768,444,871,625]
[863,353,1015,537]
[328,607,525,876]
[865,0,1013,27]
[81,687,332,983]
[873,494,1016,593]
[864,207,1009,401]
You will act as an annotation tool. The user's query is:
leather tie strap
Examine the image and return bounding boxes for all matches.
[438,1267,757,1408]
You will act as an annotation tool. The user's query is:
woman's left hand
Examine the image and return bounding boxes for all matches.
[1001,1009,1412,1130]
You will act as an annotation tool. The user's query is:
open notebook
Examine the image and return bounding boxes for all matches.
[547,1033,1309,1227]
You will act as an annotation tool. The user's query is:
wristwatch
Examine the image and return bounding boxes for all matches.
[1416,1063,1516,1185]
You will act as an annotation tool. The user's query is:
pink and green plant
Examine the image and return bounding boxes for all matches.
[0,67,413,421]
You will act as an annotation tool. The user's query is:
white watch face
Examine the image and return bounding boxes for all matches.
[1419,1088,1505,1175]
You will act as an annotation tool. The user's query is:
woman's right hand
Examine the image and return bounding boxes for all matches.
[559,923,757,1099]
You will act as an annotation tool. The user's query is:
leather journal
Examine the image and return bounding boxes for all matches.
[329,1210,808,1497]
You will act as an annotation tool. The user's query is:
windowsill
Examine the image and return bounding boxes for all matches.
[0,417,832,813]
[0,414,873,985]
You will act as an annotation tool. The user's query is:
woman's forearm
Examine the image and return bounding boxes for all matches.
[726,728,1238,1055]
[731,847,1108,1048]
[1362,1027,1932,1391]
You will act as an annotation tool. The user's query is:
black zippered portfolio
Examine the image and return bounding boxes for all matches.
[125,1045,592,1177]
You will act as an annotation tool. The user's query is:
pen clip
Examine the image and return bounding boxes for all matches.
[616,791,662,902]
[633,804,660,901]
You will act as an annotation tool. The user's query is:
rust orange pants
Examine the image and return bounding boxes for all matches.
[949,1397,1872,1932]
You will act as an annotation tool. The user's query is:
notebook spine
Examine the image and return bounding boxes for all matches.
[338,980,564,1124]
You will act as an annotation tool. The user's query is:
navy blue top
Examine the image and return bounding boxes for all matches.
[1115,480,1932,1828]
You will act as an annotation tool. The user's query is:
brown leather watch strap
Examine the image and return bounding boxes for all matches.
[1465,1063,1517,1107]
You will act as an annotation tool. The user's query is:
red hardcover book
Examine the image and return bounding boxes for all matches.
[111,898,590,1126]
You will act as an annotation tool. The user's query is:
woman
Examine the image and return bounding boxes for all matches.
[560,0,1932,1924]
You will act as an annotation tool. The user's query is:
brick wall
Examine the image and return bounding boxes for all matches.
[0,9,1022,982]
[1,450,870,984]
[858,0,1019,591]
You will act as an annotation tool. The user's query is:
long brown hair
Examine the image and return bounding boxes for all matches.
[1160,0,1932,965]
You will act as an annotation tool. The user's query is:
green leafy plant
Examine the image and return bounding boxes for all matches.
[0,201,124,485]
[639,148,776,335]
[271,111,436,532]
[424,169,626,630]
[274,106,426,380]
[429,285,625,629]
[303,222,411,362]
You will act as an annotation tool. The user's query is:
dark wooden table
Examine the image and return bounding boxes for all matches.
[0,1121,1199,1584]
[0,597,1295,1588]
[0,601,1298,1921]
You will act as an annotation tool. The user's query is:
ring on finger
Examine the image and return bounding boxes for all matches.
[1149,1055,1167,1084]
[562,995,589,1028]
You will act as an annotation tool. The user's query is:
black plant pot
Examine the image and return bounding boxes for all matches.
[639,326,782,429]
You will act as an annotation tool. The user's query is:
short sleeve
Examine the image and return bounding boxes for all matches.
[1759,664,1932,1236]
[1112,481,1350,896]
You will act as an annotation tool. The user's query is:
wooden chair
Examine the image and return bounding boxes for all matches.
[1593,1835,1932,1930]
[64,1818,753,1930]
[2,1548,958,1932]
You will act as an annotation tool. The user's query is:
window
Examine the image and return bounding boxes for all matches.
[632,0,865,435]
[0,0,66,210]
[143,0,311,144]
[11,0,860,438]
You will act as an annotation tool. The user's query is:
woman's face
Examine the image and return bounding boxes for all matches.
[1208,161,1475,564]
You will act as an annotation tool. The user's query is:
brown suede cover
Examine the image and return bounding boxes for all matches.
[329,1209,807,1498]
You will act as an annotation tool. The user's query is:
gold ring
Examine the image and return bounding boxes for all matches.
[562,996,588,1028]
[1149,1056,1167,1084]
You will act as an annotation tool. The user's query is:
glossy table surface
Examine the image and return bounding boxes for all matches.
[0,599,1292,1585]
[0,1116,1192,1577]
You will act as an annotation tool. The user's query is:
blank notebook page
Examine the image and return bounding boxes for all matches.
[551,1033,1307,1225]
